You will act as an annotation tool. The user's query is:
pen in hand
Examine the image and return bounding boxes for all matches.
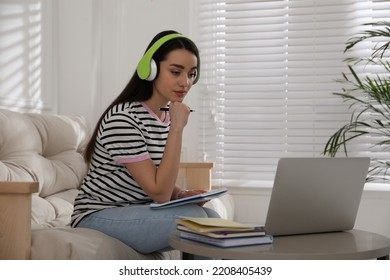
[159,108,194,112]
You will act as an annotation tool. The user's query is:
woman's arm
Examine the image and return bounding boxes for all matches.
[125,102,190,203]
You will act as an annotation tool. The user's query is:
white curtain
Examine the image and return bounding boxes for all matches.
[197,0,390,186]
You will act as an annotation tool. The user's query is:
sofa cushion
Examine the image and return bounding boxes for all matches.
[31,227,180,260]
[31,189,80,229]
[0,109,89,227]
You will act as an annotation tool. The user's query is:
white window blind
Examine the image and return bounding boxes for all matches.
[198,0,390,187]
[0,0,54,112]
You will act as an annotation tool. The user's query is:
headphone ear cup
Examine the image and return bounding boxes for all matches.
[137,33,198,82]
[146,59,158,81]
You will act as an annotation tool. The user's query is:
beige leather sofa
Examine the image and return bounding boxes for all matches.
[0,109,234,260]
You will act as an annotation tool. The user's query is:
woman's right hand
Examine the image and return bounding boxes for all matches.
[169,102,191,130]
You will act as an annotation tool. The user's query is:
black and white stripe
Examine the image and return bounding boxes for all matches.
[71,101,169,227]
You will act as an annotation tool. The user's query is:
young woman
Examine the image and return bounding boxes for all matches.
[71,30,219,254]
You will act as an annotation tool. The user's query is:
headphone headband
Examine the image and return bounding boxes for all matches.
[136,33,199,84]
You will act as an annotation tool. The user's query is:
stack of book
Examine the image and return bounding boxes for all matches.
[176,216,273,248]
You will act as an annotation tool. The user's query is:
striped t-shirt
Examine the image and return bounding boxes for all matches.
[71,101,170,227]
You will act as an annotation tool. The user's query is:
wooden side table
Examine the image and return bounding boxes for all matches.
[178,162,214,191]
[170,229,390,260]
[0,182,39,260]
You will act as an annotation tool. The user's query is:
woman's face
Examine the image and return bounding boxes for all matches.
[152,49,198,103]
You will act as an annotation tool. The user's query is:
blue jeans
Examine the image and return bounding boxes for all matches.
[76,204,220,254]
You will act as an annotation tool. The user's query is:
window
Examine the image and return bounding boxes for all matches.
[198,0,390,186]
[0,0,54,112]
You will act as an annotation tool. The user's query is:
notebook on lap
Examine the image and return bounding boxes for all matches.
[264,157,370,236]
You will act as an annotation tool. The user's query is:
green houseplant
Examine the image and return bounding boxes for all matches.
[323,21,390,182]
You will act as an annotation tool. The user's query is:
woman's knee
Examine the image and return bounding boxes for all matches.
[203,207,220,218]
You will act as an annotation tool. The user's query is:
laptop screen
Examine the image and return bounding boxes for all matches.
[265,157,370,236]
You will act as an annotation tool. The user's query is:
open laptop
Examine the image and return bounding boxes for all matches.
[264,157,370,236]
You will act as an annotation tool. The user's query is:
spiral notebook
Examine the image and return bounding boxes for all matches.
[150,187,227,209]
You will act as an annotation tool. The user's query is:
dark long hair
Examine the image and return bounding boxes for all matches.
[83,30,200,163]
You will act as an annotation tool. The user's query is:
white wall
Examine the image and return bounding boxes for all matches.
[230,184,390,238]
[56,0,93,120]
[0,0,57,112]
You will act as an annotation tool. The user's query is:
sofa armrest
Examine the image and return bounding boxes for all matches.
[0,182,39,260]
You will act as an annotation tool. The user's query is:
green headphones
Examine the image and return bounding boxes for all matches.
[136,33,199,84]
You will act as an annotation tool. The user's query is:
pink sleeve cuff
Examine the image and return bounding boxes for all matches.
[115,154,150,164]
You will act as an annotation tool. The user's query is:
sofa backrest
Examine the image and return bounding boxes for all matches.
[0,109,90,228]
